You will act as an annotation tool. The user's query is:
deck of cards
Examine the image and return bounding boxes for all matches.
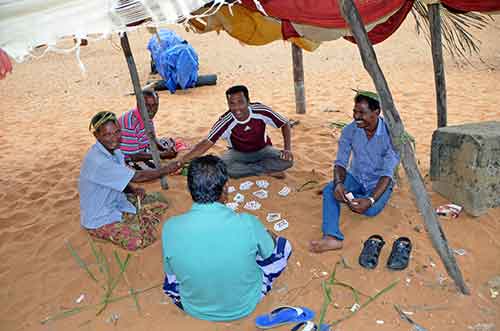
[345,192,358,205]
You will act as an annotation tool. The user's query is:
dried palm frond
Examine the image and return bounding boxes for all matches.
[411,0,494,63]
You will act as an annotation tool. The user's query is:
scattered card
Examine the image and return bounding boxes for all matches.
[253,189,268,199]
[278,186,291,197]
[244,200,261,210]
[239,181,254,190]
[233,193,245,203]
[266,213,281,223]
[256,180,270,189]
[227,186,236,193]
[274,219,289,232]
[225,202,238,211]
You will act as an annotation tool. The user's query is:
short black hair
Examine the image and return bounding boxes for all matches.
[354,94,380,111]
[225,85,249,102]
[142,88,159,102]
[187,155,228,204]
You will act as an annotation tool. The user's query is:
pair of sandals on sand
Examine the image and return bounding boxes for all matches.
[359,235,412,270]
[255,306,331,331]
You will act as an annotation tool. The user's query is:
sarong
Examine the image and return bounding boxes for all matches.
[87,192,168,251]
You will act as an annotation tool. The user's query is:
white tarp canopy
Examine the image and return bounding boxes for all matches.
[0,0,221,62]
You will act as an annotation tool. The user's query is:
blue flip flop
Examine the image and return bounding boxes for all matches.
[291,321,333,331]
[292,321,317,331]
[256,306,315,329]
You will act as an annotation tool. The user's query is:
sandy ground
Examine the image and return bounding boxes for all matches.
[1,15,500,331]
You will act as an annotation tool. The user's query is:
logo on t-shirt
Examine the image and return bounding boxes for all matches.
[244,125,251,132]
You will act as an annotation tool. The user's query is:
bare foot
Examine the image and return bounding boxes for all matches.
[267,171,286,179]
[309,237,343,253]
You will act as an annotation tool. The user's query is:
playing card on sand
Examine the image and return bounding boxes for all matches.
[266,213,281,223]
[233,193,245,203]
[239,181,254,190]
[253,189,268,199]
[244,201,261,210]
[278,186,291,197]
[274,219,289,232]
[256,180,269,189]
[225,202,238,211]
[227,186,236,193]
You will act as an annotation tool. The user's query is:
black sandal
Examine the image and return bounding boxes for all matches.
[387,237,412,270]
[358,235,385,269]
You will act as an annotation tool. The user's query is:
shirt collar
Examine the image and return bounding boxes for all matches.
[95,141,119,159]
[374,117,385,137]
[191,202,226,211]
[132,107,145,126]
[231,106,253,125]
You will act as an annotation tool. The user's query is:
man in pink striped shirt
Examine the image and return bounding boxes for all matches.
[119,90,177,170]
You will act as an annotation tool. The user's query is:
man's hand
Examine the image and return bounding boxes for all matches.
[280,149,294,162]
[164,160,183,174]
[333,183,347,202]
[160,149,178,159]
[348,198,372,214]
[132,186,146,200]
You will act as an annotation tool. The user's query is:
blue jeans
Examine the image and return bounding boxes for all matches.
[322,173,393,241]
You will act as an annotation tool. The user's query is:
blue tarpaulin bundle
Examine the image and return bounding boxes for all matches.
[147,29,199,93]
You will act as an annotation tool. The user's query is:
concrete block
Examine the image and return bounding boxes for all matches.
[430,121,500,216]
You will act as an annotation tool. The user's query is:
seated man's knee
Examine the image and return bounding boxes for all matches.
[323,182,335,195]
[364,207,383,217]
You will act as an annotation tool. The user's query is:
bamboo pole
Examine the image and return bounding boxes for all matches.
[120,32,168,190]
[338,0,469,294]
[428,3,447,128]
[292,44,306,114]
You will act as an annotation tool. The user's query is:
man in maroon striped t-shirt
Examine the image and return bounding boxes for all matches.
[174,85,293,178]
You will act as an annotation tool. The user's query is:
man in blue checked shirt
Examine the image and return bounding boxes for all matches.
[310,90,400,253]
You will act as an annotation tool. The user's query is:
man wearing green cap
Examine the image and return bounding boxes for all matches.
[79,111,180,250]
[310,91,399,253]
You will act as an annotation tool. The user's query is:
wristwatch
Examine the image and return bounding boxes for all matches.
[368,196,375,206]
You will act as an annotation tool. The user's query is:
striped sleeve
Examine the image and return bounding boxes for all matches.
[207,111,234,143]
[251,103,288,128]
[119,111,141,156]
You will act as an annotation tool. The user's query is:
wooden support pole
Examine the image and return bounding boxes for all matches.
[292,44,306,114]
[428,3,447,128]
[338,0,469,294]
[120,32,168,190]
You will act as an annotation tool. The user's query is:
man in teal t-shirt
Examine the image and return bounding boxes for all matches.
[162,155,292,321]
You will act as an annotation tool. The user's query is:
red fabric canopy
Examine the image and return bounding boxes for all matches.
[441,0,500,13]
[240,0,408,29]
[344,0,414,44]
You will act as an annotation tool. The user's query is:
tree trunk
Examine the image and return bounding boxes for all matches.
[292,44,306,114]
[429,3,447,128]
[120,32,168,190]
